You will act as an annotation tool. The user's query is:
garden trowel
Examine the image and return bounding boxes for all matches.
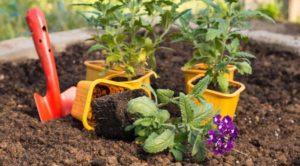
[26,8,76,122]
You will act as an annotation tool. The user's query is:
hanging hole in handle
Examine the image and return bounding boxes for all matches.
[39,39,42,43]
[42,26,47,32]
[48,49,51,53]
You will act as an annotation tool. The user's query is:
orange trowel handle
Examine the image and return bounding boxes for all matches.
[26,8,62,118]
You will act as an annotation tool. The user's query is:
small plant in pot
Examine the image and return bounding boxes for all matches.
[79,0,188,85]
[125,82,239,162]
[173,0,274,90]
[175,0,274,117]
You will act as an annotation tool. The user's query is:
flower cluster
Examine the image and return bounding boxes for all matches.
[207,114,238,155]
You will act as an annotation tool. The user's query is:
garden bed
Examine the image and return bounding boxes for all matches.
[0,40,299,165]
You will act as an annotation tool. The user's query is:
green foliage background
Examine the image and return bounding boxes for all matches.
[0,0,90,41]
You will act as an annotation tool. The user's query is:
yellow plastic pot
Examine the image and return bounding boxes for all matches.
[182,64,236,92]
[187,74,245,118]
[71,79,137,131]
[84,60,125,81]
[104,70,157,96]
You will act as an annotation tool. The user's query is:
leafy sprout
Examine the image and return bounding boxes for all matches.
[78,0,189,78]
[174,0,274,93]
[126,77,217,161]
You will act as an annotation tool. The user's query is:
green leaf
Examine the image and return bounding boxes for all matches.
[179,93,193,123]
[143,84,158,104]
[236,61,252,75]
[156,109,170,123]
[191,134,203,156]
[236,52,256,58]
[126,66,135,75]
[106,54,121,63]
[195,142,206,161]
[238,10,275,23]
[170,148,183,161]
[88,44,107,53]
[134,118,153,127]
[125,124,135,131]
[143,129,175,153]
[206,29,222,41]
[217,74,229,93]
[160,10,173,29]
[227,38,240,53]
[127,96,157,117]
[183,59,198,69]
[192,75,211,96]
[136,127,148,137]
[193,101,213,126]
[157,89,175,104]
[144,37,154,50]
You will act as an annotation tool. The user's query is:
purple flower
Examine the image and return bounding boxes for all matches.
[207,114,238,155]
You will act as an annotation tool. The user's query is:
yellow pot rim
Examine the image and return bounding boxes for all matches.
[181,63,236,74]
[188,74,245,98]
[104,70,157,84]
[84,60,105,70]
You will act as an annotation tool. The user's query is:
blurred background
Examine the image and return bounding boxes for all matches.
[0,0,299,41]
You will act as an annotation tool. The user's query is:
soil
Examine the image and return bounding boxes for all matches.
[111,75,141,82]
[92,89,146,140]
[0,39,299,165]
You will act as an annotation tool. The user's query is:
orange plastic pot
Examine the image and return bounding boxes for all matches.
[187,74,245,118]
[84,60,125,81]
[182,64,236,92]
[104,70,157,96]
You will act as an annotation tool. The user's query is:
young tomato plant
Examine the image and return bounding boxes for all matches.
[174,0,274,93]
[79,0,188,78]
[126,77,238,161]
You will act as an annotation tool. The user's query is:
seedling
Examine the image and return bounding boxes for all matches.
[126,78,238,161]
[174,0,274,93]
[79,0,188,78]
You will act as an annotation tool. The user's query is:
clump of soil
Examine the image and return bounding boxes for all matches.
[92,89,146,140]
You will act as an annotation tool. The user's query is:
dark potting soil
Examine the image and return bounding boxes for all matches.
[0,40,299,165]
[111,75,142,82]
[92,89,146,140]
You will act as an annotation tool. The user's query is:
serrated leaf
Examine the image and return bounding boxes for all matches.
[217,74,229,93]
[179,93,193,123]
[227,38,240,53]
[236,61,252,75]
[88,44,107,53]
[193,101,213,124]
[192,75,211,96]
[143,129,175,153]
[236,52,256,58]
[128,96,157,117]
[157,89,174,104]
[206,29,222,41]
